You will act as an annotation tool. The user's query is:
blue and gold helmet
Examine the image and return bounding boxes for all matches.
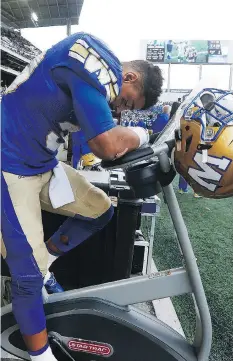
[174,88,233,198]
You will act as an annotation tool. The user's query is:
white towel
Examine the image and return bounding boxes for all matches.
[49,162,75,209]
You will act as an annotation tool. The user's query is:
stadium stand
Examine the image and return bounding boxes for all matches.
[1,26,41,60]
[121,102,172,129]
[0,25,42,89]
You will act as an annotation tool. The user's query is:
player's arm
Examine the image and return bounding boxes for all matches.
[68,75,147,160]
[52,67,147,160]
[88,126,142,160]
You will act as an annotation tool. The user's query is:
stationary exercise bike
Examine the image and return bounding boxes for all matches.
[1,138,212,361]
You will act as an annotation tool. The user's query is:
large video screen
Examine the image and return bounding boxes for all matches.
[146,40,229,64]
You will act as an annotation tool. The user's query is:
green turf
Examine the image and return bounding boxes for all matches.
[142,178,233,361]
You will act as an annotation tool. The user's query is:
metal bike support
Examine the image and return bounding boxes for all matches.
[162,184,212,361]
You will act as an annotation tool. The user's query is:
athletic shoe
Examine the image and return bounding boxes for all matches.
[178,189,188,194]
[193,193,202,198]
[44,272,64,294]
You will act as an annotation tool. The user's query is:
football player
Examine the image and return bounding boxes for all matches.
[1,32,163,360]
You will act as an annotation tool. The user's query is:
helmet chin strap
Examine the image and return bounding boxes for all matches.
[202,149,208,163]
[199,91,216,162]
[198,141,213,164]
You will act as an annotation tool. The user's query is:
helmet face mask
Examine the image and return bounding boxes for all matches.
[174,88,233,199]
[182,88,233,143]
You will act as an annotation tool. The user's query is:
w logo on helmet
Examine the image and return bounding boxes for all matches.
[188,153,231,192]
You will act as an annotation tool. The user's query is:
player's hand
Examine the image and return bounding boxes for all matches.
[114,148,128,159]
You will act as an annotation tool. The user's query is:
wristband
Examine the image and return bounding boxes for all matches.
[128,126,149,148]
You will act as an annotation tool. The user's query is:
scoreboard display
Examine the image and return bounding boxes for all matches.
[145,40,229,64]
[146,44,165,63]
[208,41,222,56]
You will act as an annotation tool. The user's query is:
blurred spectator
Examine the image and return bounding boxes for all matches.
[151,105,171,133]
[169,101,180,120]
[136,119,147,128]
[0,85,7,94]
[178,176,188,194]
[178,176,202,198]
[120,102,164,129]
[0,85,7,101]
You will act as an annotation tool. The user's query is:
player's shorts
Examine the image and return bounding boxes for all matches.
[1,162,111,276]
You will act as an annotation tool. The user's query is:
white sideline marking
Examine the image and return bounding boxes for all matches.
[151,260,185,337]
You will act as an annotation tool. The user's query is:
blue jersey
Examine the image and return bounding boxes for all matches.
[152,113,169,133]
[1,33,122,175]
[137,120,147,129]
